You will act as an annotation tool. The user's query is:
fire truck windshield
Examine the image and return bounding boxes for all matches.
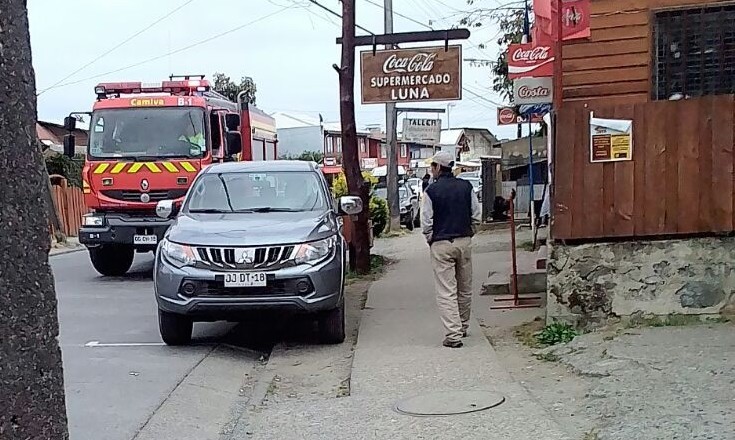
[88,107,206,159]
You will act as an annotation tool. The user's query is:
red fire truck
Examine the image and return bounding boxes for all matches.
[62,75,277,276]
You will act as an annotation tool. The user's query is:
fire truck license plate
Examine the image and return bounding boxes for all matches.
[133,235,158,245]
[224,272,267,288]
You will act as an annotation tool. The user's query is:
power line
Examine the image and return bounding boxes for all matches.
[306,0,375,34]
[360,0,434,30]
[37,0,197,96]
[40,6,293,94]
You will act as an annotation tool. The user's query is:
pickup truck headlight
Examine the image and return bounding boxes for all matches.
[82,214,104,227]
[160,238,196,268]
[294,236,336,265]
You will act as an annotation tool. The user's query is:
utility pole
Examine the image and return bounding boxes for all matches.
[337,0,371,274]
[384,0,401,232]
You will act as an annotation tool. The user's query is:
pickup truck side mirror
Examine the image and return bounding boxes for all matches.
[156,200,180,219]
[338,196,363,216]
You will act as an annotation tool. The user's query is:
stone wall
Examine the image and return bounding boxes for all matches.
[547,237,735,326]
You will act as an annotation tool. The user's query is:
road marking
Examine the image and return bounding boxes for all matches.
[85,340,167,347]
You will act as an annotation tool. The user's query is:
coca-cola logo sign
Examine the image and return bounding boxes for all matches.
[507,43,555,80]
[511,46,551,63]
[497,107,517,125]
[382,53,437,74]
[513,77,554,105]
[360,45,462,104]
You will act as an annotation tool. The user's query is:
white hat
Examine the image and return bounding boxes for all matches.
[430,151,455,168]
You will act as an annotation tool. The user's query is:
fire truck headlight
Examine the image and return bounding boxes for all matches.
[82,214,104,227]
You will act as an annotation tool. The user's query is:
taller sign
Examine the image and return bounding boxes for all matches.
[507,43,554,79]
[402,118,442,144]
[360,45,462,104]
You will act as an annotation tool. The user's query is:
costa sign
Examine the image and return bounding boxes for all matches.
[513,77,553,105]
[507,43,554,79]
[360,45,462,104]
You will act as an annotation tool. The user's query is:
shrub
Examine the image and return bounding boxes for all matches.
[45,153,84,188]
[369,196,388,237]
[535,321,578,346]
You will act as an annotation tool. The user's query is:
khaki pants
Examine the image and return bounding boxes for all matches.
[430,237,473,342]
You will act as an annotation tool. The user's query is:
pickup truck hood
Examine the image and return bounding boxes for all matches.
[166,210,336,247]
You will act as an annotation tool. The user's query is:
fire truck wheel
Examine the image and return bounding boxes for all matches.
[158,310,192,346]
[89,245,134,276]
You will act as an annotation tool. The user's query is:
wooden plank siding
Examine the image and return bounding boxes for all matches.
[561,0,735,107]
[552,96,735,241]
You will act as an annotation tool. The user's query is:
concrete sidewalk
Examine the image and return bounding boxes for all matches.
[244,232,569,439]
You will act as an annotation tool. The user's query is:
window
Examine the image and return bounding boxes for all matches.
[380,144,387,158]
[359,138,366,153]
[325,136,333,154]
[400,144,408,158]
[654,5,735,100]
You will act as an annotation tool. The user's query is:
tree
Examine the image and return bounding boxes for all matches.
[0,1,69,438]
[212,72,257,105]
[336,0,371,274]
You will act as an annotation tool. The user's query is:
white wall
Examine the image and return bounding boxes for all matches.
[276,126,323,158]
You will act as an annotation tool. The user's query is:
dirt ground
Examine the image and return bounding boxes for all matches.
[480,313,735,440]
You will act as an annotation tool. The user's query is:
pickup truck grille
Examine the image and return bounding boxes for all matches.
[194,245,296,270]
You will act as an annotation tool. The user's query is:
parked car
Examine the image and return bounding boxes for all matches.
[458,175,482,202]
[153,161,362,345]
[406,177,422,195]
[457,171,480,180]
[374,183,420,230]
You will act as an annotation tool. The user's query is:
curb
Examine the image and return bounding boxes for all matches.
[49,247,85,258]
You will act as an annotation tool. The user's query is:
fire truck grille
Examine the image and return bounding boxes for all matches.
[194,245,296,270]
[101,189,187,202]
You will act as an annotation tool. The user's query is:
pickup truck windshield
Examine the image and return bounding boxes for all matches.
[88,107,206,159]
[186,171,328,213]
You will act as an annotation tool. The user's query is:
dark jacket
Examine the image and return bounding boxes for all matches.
[422,173,475,244]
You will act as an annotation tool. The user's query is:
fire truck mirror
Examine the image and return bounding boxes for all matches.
[225,113,241,131]
[63,116,77,131]
[63,134,76,158]
[225,131,242,157]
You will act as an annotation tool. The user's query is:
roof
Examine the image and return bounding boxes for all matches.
[271,111,368,135]
[439,129,465,146]
[204,160,317,174]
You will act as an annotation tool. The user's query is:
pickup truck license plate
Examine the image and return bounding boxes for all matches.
[133,235,158,245]
[224,272,267,287]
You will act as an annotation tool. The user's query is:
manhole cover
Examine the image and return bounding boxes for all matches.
[394,390,505,416]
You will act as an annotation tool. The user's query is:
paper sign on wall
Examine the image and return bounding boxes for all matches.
[589,113,633,163]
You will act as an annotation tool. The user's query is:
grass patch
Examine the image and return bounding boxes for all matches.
[514,317,545,348]
[518,240,535,252]
[582,429,599,440]
[382,229,409,238]
[535,321,578,346]
[535,351,560,362]
[706,316,731,324]
[346,254,388,282]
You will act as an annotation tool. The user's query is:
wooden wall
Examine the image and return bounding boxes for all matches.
[562,0,734,107]
[552,95,735,241]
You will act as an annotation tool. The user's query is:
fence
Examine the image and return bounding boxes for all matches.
[552,95,735,241]
[49,176,88,237]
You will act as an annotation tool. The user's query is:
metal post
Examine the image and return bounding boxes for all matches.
[385,0,400,231]
[528,119,536,243]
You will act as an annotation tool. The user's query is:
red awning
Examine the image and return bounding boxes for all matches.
[320,166,343,175]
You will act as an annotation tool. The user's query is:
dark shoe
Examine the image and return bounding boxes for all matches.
[461,330,468,338]
[443,339,463,348]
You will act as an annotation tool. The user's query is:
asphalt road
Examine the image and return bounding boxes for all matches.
[52,251,260,440]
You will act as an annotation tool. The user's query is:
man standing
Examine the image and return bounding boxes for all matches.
[421,151,481,348]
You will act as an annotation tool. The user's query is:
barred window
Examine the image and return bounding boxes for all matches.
[654,4,735,100]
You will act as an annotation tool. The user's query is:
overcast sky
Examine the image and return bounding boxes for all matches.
[29,0,518,139]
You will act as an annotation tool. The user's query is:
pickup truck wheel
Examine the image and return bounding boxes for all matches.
[158,310,192,346]
[89,245,134,276]
[318,301,345,344]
